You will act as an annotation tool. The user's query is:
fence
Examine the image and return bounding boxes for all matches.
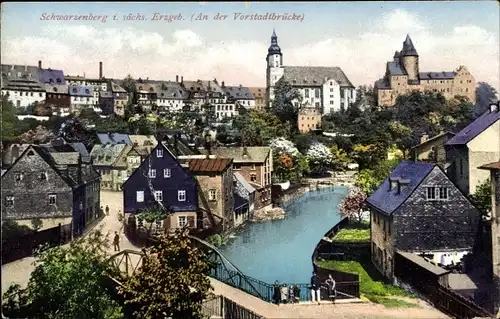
[2,223,72,264]
[202,295,264,319]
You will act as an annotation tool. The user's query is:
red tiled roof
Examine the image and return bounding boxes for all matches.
[188,158,232,173]
[479,161,500,170]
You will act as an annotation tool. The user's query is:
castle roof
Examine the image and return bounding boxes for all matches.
[393,51,400,58]
[401,34,418,57]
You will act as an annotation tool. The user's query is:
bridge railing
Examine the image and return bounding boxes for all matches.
[202,295,264,319]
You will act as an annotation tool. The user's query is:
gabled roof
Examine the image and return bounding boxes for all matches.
[247,87,265,99]
[282,66,354,88]
[222,86,254,100]
[109,81,127,93]
[410,132,455,150]
[233,172,256,193]
[233,192,248,210]
[39,68,65,84]
[129,135,157,147]
[419,72,455,80]
[387,62,405,76]
[90,144,127,166]
[445,108,500,146]
[188,158,232,173]
[96,132,132,145]
[478,161,500,170]
[208,147,270,163]
[366,161,435,215]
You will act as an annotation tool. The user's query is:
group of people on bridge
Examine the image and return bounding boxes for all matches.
[273,272,336,305]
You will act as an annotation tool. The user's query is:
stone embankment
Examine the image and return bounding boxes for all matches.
[251,207,286,222]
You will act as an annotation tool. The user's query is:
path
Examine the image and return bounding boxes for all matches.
[210,278,450,319]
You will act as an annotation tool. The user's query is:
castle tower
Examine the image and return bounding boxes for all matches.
[400,35,419,82]
[266,29,284,108]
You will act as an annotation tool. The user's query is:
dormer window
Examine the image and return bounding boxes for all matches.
[139,86,143,90]
[85,89,90,94]
[53,87,58,92]
[72,88,77,93]
[15,172,24,181]
[17,72,21,77]
[149,87,154,92]
[40,172,47,180]
[56,78,61,84]
[49,78,54,84]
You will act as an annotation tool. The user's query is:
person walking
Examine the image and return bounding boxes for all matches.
[310,272,321,304]
[105,205,110,216]
[280,283,288,304]
[273,281,281,305]
[325,274,337,303]
[293,285,301,303]
[113,231,120,251]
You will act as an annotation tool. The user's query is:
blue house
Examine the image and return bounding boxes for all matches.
[96,133,132,145]
[123,141,199,231]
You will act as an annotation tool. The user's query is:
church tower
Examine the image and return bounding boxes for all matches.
[400,35,419,82]
[266,29,284,108]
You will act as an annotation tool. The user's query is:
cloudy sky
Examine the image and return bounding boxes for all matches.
[2,2,499,90]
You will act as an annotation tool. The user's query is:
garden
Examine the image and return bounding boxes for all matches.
[331,222,370,242]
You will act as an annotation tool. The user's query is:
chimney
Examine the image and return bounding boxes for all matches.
[242,146,249,158]
[204,132,212,157]
[221,81,225,88]
[388,177,399,191]
[397,179,410,195]
[38,60,42,69]
[420,134,429,144]
[176,75,179,82]
[489,102,499,113]
[99,61,103,79]
[181,76,183,83]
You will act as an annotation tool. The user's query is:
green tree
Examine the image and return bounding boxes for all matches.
[387,121,413,157]
[118,230,212,319]
[233,110,292,146]
[1,95,21,141]
[270,78,302,124]
[329,145,350,170]
[355,159,401,195]
[475,82,498,116]
[470,179,492,217]
[2,231,123,319]
[30,218,43,232]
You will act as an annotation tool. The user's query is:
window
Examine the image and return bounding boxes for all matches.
[15,172,23,181]
[251,164,256,170]
[157,148,163,157]
[315,102,320,108]
[439,187,449,200]
[48,194,56,204]
[163,168,171,178]
[178,216,187,227]
[154,190,163,201]
[250,174,257,182]
[5,196,14,207]
[330,88,333,92]
[178,190,186,202]
[40,172,47,180]
[426,187,436,200]
[330,101,333,105]
[136,190,144,203]
[155,219,164,230]
[305,89,309,98]
[148,169,156,178]
[315,88,320,98]
[209,189,217,201]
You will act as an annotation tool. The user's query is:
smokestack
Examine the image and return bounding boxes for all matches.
[99,62,103,79]
[181,76,183,83]
[38,60,42,69]
[176,75,179,82]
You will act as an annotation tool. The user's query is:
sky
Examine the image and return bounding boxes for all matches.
[2,2,499,90]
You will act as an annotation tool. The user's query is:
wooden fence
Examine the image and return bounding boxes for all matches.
[202,295,264,319]
[2,223,72,264]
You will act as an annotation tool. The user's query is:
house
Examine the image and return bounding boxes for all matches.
[1,64,46,108]
[233,171,256,223]
[478,161,500,281]
[123,142,200,232]
[109,81,128,116]
[188,158,234,231]
[222,84,255,109]
[99,91,115,115]
[69,85,95,114]
[154,80,189,113]
[248,87,266,110]
[96,132,132,145]
[298,102,322,133]
[38,62,65,85]
[1,145,101,235]
[135,81,157,107]
[44,83,70,109]
[208,146,273,209]
[445,102,500,195]
[366,161,481,281]
[410,131,455,166]
[129,135,157,148]
[90,144,130,191]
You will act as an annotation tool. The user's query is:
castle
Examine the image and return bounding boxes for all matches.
[265,30,356,114]
[374,35,476,107]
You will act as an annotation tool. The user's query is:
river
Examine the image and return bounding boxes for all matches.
[219,186,348,285]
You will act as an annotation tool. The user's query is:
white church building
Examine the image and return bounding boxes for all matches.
[265,30,356,114]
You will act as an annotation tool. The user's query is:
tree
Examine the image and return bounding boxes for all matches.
[306,142,333,175]
[118,230,212,318]
[59,117,96,149]
[270,78,302,124]
[338,187,367,223]
[355,159,401,195]
[1,95,21,141]
[19,125,55,144]
[475,82,498,116]
[387,121,413,157]
[269,137,306,181]
[470,179,492,217]
[329,145,350,170]
[233,110,291,146]
[30,218,43,232]
[2,231,123,318]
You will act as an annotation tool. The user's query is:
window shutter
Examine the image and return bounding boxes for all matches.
[187,216,195,228]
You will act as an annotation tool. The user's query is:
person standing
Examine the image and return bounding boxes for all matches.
[325,274,336,303]
[105,205,110,216]
[281,283,288,304]
[310,272,321,304]
[273,281,281,305]
[113,231,120,251]
[288,285,295,303]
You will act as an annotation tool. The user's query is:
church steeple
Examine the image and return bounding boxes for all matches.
[401,34,418,57]
[267,29,282,57]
